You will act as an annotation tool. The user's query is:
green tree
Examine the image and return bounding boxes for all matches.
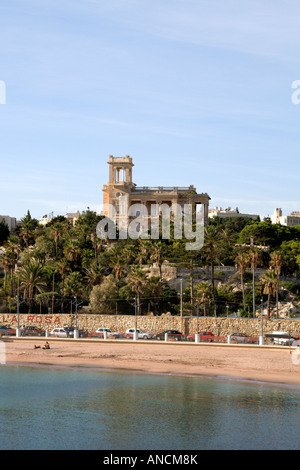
[126,266,149,315]
[235,250,248,312]
[89,275,119,314]
[260,270,278,318]
[200,226,225,316]
[194,281,211,316]
[18,260,47,313]
[270,251,285,318]
[0,221,9,244]
[248,248,261,317]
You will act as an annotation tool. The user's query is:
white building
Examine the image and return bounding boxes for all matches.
[0,215,17,232]
[271,208,300,226]
[39,211,81,227]
[208,207,259,220]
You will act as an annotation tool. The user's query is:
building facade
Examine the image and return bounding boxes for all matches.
[208,207,259,220]
[102,155,210,225]
[271,208,300,226]
[0,215,17,232]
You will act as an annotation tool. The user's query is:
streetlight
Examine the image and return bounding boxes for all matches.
[180,278,183,334]
[226,304,229,318]
[261,297,264,337]
[74,296,78,331]
[196,297,199,333]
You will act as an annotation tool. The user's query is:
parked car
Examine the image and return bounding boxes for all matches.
[187,331,214,342]
[0,325,16,336]
[229,332,256,344]
[271,331,294,346]
[154,330,183,341]
[20,326,45,337]
[50,328,70,338]
[125,328,152,339]
[50,327,88,338]
[95,328,122,338]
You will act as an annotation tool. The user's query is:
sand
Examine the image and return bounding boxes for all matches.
[3,338,300,386]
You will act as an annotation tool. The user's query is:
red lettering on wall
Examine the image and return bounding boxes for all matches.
[11,315,17,323]
[54,316,61,324]
[36,316,43,323]
[27,316,34,323]
[45,316,52,324]
[2,315,8,323]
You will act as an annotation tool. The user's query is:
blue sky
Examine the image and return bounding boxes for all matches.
[0,0,300,221]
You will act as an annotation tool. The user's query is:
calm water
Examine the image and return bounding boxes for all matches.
[0,365,300,450]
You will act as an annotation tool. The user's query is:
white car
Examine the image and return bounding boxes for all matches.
[95,328,122,338]
[271,331,294,346]
[50,327,71,338]
[125,328,152,340]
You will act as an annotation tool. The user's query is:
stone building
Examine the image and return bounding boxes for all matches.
[271,208,300,226]
[102,155,210,225]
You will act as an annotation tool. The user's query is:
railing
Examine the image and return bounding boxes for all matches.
[134,186,191,192]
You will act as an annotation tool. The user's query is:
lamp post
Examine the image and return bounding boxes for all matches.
[180,278,183,334]
[226,304,229,318]
[16,295,20,337]
[134,296,139,341]
[73,296,80,339]
[135,296,137,331]
[74,296,78,330]
[260,296,264,345]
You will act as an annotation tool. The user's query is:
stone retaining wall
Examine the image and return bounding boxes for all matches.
[1,313,300,337]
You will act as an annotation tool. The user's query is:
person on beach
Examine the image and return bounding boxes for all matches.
[42,342,50,349]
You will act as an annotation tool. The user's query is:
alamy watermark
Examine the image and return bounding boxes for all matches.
[96,197,204,250]
[0,80,6,104]
[291,80,300,104]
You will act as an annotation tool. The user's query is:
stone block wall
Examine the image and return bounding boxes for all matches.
[1,312,300,337]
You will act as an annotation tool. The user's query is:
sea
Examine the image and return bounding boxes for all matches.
[0,365,300,451]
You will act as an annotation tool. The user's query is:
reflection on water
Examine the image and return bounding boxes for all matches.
[0,366,300,450]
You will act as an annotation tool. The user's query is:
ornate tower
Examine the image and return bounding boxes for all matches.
[102,155,135,217]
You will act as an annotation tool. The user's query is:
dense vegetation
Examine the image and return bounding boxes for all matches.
[0,210,299,318]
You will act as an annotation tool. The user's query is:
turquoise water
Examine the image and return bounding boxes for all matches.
[0,365,300,450]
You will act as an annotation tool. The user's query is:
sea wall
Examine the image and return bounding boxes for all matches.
[1,313,300,337]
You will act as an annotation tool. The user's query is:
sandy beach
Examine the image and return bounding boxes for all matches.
[2,338,300,386]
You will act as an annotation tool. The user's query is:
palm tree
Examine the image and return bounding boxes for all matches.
[248,248,260,317]
[270,251,285,318]
[146,276,164,315]
[137,239,152,265]
[84,263,105,287]
[126,266,149,315]
[55,258,71,297]
[49,222,67,258]
[0,250,14,296]
[259,270,278,319]
[150,241,165,278]
[90,233,103,263]
[235,251,248,312]
[18,260,47,312]
[18,210,38,248]
[111,256,127,281]
[201,226,224,316]
[194,281,211,316]
[63,239,81,264]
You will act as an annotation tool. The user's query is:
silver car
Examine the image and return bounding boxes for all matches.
[125,328,152,339]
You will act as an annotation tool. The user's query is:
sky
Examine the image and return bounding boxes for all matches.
[0,0,300,221]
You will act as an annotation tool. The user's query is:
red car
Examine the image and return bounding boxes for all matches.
[0,325,16,336]
[187,331,214,342]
